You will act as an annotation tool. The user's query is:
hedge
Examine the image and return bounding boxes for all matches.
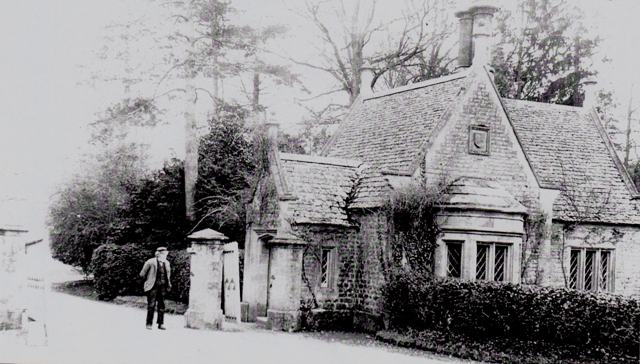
[90,244,190,303]
[382,270,640,359]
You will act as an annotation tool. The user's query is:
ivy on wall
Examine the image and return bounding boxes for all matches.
[380,179,453,279]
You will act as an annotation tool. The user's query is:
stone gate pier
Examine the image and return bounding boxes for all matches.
[184,228,228,330]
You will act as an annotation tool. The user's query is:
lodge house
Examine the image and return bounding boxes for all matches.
[241,2,640,331]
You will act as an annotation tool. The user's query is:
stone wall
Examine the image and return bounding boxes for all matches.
[424,78,540,212]
[293,224,357,311]
[548,222,640,296]
[291,212,391,332]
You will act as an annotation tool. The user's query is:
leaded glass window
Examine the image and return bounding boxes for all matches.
[446,241,463,279]
[475,243,510,282]
[494,245,508,282]
[320,248,332,288]
[569,249,579,289]
[569,248,613,292]
[476,244,489,280]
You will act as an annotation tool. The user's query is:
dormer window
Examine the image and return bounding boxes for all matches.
[469,125,490,156]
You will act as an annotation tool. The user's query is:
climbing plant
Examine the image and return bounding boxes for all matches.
[381,178,453,279]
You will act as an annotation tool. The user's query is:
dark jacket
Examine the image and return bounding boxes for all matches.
[139,258,172,292]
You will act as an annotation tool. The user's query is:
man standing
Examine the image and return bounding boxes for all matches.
[139,247,172,330]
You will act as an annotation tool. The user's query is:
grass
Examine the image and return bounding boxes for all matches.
[376,329,639,364]
[52,280,188,315]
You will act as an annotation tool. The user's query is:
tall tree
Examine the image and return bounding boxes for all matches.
[244,25,304,114]
[368,0,456,89]
[49,143,148,273]
[623,85,638,168]
[492,0,599,106]
[295,0,383,105]
[595,89,623,152]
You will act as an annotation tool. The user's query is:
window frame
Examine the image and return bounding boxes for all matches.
[475,242,511,282]
[320,247,334,288]
[445,240,464,279]
[569,247,614,292]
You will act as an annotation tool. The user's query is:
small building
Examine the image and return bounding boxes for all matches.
[242,2,640,331]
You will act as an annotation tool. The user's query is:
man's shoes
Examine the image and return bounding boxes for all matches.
[146,324,152,330]
[158,324,166,330]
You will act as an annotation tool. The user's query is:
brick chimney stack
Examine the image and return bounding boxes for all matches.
[455,1,499,69]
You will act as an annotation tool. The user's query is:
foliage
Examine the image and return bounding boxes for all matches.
[376,329,636,364]
[49,146,190,272]
[382,274,640,360]
[91,243,191,303]
[380,180,451,277]
[166,249,191,303]
[278,131,307,154]
[628,160,640,192]
[595,89,623,152]
[89,98,161,145]
[49,143,147,273]
[521,210,547,283]
[90,243,150,300]
[194,102,255,243]
[124,158,190,251]
[493,0,600,106]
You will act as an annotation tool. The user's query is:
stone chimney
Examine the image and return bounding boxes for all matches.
[360,69,374,98]
[456,1,499,68]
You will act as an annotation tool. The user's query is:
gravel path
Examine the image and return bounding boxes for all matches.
[1,290,475,364]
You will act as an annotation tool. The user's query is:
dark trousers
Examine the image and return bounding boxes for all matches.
[146,286,166,325]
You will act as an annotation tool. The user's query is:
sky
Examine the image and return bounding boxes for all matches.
[1,0,640,235]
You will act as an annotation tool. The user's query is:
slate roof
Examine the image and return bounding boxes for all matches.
[503,99,640,224]
[350,166,393,209]
[281,69,640,225]
[323,73,467,174]
[279,153,360,226]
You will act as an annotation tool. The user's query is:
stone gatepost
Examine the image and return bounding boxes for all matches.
[184,228,228,330]
[266,235,305,331]
[0,228,28,331]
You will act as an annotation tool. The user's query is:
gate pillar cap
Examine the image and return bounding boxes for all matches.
[187,228,229,242]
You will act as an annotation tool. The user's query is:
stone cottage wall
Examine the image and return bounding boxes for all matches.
[291,211,391,332]
[424,79,540,212]
[547,222,640,296]
[292,224,357,310]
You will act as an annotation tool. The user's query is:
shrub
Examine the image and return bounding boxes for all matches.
[91,244,191,303]
[383,270,640,359]
[91,244,150,300]
[167,249,191,303]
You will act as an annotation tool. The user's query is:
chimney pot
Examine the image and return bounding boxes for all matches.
[455,1,499,69]
[360,69,374,98]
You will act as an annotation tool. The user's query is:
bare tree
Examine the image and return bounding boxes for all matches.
[369,0,456,89]
[293,0,384,105]
[623,84,638,169]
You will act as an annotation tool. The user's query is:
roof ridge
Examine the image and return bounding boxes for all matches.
[502,97,585,111]
[363,70,469,101]
[280,152,362,168]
